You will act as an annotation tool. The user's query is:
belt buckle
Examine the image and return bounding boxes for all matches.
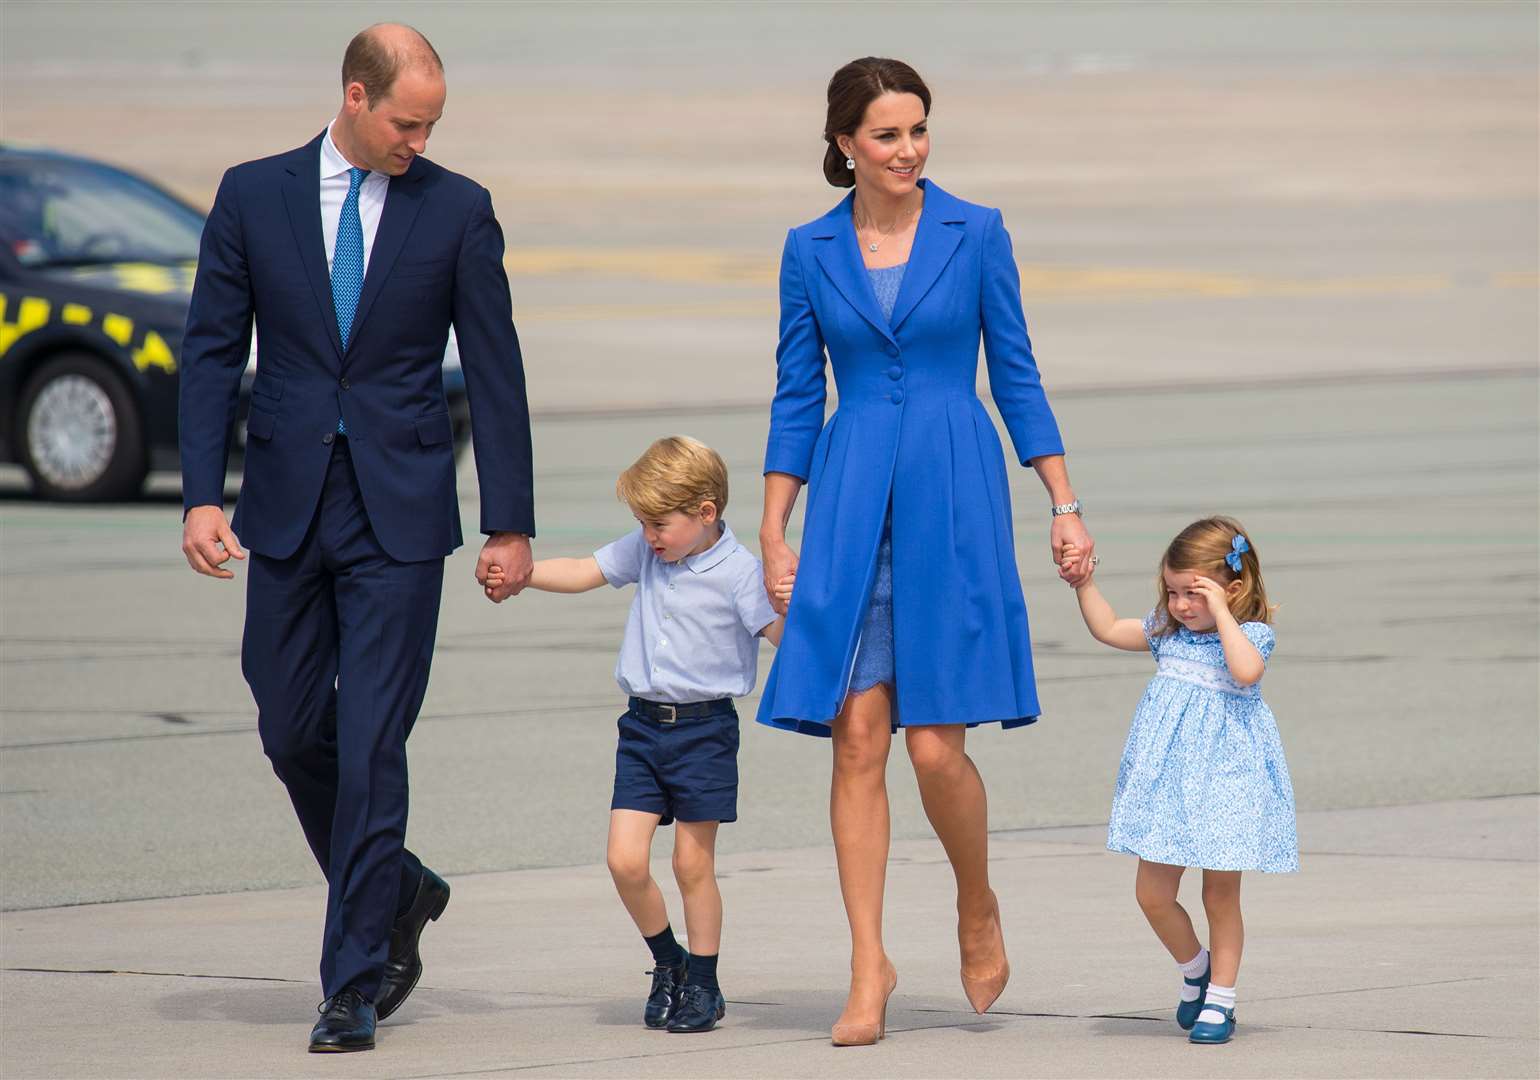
[657,704,677,724]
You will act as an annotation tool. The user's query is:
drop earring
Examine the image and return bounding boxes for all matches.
[845,156,855,170]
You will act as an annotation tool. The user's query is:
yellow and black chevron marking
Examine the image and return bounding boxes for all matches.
[0,292,177,374]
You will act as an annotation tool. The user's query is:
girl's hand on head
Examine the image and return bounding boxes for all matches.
[1191,575,1236,623]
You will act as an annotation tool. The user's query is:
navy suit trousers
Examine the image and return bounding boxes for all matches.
[242,439,444,1000]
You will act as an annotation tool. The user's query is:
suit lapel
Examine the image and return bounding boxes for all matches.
[811,194,898,347]
[345,160,427,363]
[280,134,344,363]
[887,180,965,333]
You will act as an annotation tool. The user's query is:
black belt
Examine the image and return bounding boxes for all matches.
[628,697,734,724]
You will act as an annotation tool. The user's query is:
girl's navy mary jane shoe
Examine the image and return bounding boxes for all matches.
[1175,964,1211,1030]
[1188,1005,1236,1044]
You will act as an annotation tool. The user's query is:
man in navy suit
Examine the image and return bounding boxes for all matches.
[179,24,533,1052]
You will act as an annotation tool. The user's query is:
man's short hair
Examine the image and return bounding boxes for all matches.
[341,24,443,105]
[616,436,730,521]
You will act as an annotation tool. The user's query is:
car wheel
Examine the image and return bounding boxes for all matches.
[17,352,148,501]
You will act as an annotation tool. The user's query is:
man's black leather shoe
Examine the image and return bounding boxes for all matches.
[377,866,451,1021]
[643,961,687,1029]
[309,986,376,1052]
[666,983,726,1033]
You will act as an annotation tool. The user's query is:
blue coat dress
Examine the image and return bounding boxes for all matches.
[757,180,1065,737]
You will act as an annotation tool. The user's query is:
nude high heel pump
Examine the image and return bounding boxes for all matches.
[960,890,1009,1014]
[831,963,898,1046]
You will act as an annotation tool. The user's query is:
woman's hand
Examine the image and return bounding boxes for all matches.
[1052,513,1095,587]
[762,537,799,615]
[1190,575,1237,626]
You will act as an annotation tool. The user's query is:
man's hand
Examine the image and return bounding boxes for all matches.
[1051,512,1095,587]
[477,532,531,602]
[182,504,245,579]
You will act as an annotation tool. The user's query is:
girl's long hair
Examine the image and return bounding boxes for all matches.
[1153,515,1273,637]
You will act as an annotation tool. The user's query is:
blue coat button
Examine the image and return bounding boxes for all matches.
[887,365,903,380]
[890,390,904,405]
[885,342,899,357]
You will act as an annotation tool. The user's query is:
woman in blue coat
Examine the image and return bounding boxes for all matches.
[757,58,1096,1045]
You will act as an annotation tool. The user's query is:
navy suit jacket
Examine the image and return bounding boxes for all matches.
[179,132,535,562]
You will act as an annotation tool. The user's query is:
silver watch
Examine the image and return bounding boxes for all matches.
[1050,499,1082,517]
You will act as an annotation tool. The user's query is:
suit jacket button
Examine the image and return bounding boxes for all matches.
[890,390,904,405]
[887,365,903,380]
[322,432,335,445]
[885,342,899,357]
[340,377,351,390]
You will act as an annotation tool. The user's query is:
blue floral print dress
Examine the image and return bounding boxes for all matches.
[1106,611,1299,873]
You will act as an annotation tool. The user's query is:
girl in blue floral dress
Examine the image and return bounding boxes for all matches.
[1063,516,1297,1045]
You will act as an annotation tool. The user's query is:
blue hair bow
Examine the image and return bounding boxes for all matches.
[1225,534,1250,573]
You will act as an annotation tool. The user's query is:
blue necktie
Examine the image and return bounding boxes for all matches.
[332,166,367,434]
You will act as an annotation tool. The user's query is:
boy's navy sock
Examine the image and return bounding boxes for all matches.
[684,951,719,992]
[644,925,686,970]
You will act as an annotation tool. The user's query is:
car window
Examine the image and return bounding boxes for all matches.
[0,157,204,268]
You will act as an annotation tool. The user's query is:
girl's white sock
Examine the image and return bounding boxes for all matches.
[1178,948,1209,1001]
[1197,983,1236,1025]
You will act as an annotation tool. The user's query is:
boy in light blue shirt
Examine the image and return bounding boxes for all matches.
[487,435,791,1033]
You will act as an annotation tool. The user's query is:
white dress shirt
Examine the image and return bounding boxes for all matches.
[319,121,389,275]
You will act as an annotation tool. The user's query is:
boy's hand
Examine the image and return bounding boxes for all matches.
[484,563,507,600]
[772,569,796,608]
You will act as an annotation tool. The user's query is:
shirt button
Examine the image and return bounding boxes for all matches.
[885,342,899,358]
[322,432,335,445]
[669,584,676,591]
[664,614,672,621]
[340,377,351,390]
[886,365,903,380]
[890,390,904,405]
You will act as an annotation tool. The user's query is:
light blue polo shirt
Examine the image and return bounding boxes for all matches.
[594,523,778,704]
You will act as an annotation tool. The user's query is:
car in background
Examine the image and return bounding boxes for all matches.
[0,145,470,501]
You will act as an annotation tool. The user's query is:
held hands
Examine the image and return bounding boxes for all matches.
[476,532,532,603]
[770,569,796,610]
[1059,543,1094,588]
[761,536,799,616]
[182,505,246,579]
[1052,513,1095,587]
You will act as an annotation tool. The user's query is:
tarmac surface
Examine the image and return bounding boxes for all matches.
[1,2,1537,1077]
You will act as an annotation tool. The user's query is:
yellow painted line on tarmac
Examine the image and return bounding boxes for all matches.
[516,300,775,323]
[1492,271,1540,290]
[502,248,1532,308]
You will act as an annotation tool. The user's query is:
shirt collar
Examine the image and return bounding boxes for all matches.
[321,121,360,182]
[683,523,738,574]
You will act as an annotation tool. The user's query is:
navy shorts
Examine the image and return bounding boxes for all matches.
[611,699,739,826]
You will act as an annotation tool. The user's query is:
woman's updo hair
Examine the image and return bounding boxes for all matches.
[822,57,932,188]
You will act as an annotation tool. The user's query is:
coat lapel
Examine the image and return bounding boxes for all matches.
[887,179,965,333]
[811,193,898,347]
[280,133,344,363]
[344,158,427,362]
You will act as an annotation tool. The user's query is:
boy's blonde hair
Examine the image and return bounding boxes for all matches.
[1153,515,1274,637]
[616,436,729,520]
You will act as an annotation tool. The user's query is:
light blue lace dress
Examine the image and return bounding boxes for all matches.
[848,262,906,696]
[1106,611,1299,872]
